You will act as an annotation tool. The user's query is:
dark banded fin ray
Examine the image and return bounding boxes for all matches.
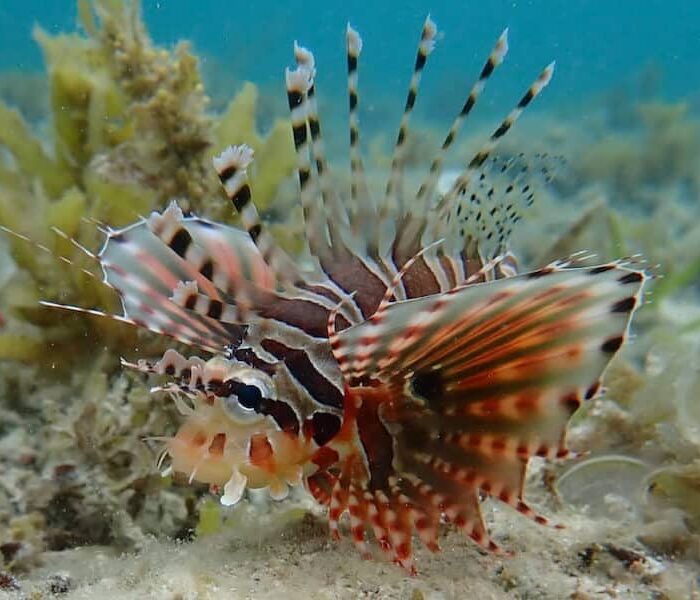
[145,202,226,301]
[382,15,438,218]
[415,28,509,214]
[435,61,555,227]
[169,281,242,324]
[345,23,375,240]
[293,42,350,237]
[392,28,509,265]
[213,144,302,284]
[285,64,332,263]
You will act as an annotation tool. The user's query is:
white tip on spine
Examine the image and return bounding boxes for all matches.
[171,280,198,306]
[495,28,509,63]
[346,23,363,54]
[541,62,556,85]
[147,200,184,235]
[213,144,254,174]
[285,65,314,95]
[422,15,438,54]
[293,41,316,71]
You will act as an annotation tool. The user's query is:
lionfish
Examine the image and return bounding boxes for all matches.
[35,17,646,572]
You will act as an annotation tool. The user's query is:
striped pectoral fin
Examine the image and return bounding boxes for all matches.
[146,201,275,298]
[329,262,647,560]
[97,214,247,352]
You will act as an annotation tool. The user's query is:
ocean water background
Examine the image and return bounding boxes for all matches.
[1,0,698,127]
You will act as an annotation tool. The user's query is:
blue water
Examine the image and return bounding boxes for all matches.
[1,0,698,118]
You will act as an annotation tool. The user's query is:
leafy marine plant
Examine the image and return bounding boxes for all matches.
[0,0,295,368]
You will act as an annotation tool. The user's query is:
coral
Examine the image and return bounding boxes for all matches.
[0,0,295,368]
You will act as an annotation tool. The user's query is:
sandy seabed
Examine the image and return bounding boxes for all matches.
[3,497,698,600]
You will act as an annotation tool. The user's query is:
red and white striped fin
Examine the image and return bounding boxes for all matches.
[1,221,237,351]
[169,280,243,324]
[98,214,256,351]
[329,262,647,560]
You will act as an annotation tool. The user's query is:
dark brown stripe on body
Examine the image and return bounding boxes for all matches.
[261,339,344,409]
[256,292,349,338]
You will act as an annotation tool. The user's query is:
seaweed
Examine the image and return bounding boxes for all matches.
[0,0,295,368]
[577,100,700,202]
[0,0,296,570]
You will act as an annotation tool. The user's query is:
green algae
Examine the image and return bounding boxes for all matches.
[0,0,296,571]
[0,0,295,368]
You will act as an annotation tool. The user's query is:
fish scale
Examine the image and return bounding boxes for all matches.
[20,17,648,574]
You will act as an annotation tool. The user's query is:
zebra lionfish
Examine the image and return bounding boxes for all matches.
[40,18,646,572]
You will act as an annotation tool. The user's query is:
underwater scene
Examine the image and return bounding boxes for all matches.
[0,0,699,598]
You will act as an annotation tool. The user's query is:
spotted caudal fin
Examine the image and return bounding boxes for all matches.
[324,261,647,571]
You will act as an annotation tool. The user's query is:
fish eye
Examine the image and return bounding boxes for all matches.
[236,384,263,411]
[217,379,267,424]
